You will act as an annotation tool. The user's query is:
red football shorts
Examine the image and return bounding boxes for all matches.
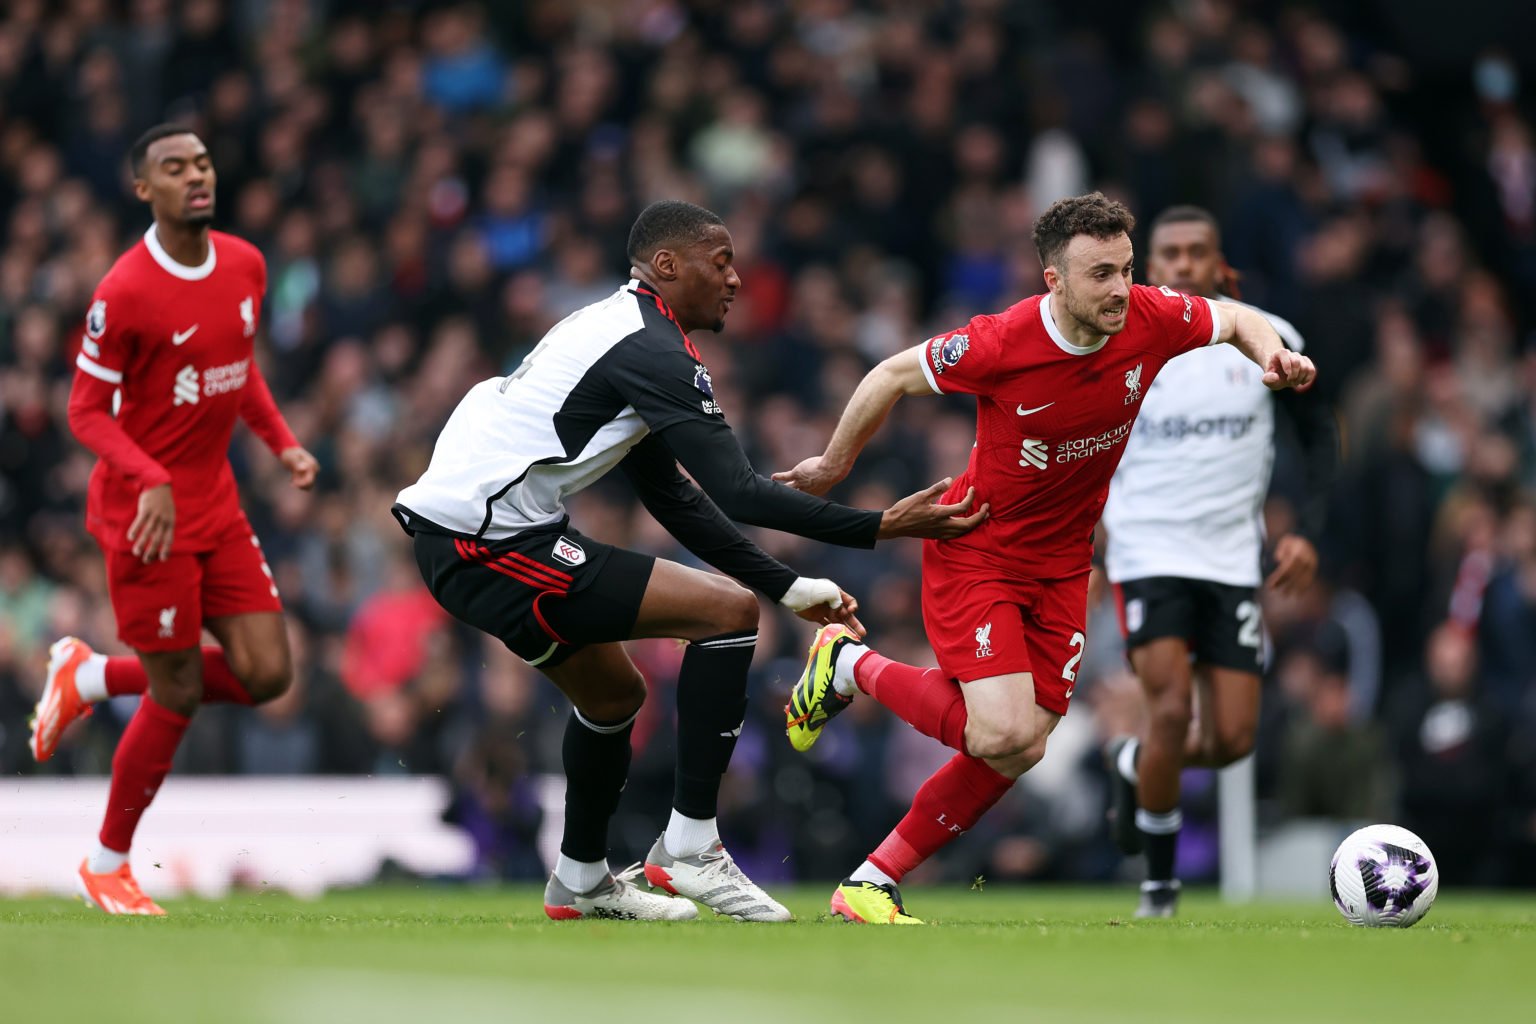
[104,512,283,652]
[922,560,1091,717]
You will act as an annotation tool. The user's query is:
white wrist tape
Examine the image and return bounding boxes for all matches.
[779,577,843,612]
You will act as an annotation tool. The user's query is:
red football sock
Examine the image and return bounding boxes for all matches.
[98,695,191,853]
[105,650,254,705]
[853,651,969,752]
[867,753,1015,882]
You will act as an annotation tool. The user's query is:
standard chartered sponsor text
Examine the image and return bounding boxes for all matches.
[1055,419,1134,462]
[202,358,250,396]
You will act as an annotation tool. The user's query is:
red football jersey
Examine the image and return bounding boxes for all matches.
[920,283,1220,580]
[70,226,293,553]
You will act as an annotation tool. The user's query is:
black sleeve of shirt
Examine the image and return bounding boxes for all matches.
[618,434,798,601]
[654,417,883,549]
[1273,384,1339,543]
[601,331,882,548]
[602,331,723,434]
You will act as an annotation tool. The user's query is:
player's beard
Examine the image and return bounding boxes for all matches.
[1063,285,1124,337]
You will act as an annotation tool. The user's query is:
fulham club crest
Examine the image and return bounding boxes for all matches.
[552,536,587,566]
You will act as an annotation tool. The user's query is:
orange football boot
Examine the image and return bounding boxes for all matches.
[76,860,166,916]
[30,637,96,762]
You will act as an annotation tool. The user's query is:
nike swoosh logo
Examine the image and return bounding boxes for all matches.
[172,325,198,345]
[1016,402,1054,416]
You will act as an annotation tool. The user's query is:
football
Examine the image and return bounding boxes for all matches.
[1329,824,1439,928]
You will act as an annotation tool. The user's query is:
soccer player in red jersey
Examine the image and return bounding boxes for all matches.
[30,125,319,914]
[777,193,1316,923]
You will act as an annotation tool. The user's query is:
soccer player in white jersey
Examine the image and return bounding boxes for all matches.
[1101,206,1338,917]
[395,201,983,921]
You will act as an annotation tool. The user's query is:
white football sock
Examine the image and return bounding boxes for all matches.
[849,860,896,888]
[75,654,109,703]
[1117,737,1140,785]
[831,643,867,697]
[1135,807,1183,835]
[663,810,719,858]
[87,844,128,874]
[554,854,609,895]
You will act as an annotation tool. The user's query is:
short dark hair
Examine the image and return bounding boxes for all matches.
[129,123,199,176]
[1032,192,1136,271]
[627,200,725,265]
[1149,204,1221,243]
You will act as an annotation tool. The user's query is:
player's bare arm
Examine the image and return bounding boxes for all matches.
[1211,301,1316,391]
[773,344,932,495]
[773,345,990,533]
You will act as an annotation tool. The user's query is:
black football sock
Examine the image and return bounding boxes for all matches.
[1137,807,1182,884]
[559,707,636,863]
[672,629,756,820]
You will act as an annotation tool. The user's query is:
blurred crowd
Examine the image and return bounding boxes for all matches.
[2,0,1536,887]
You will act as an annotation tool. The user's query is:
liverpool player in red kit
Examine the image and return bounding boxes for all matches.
[777,193,1315,923]
[30,125,318,914]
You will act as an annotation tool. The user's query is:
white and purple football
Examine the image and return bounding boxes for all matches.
[1329,824,1439,928]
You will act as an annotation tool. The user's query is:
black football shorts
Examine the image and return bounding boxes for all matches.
[1114,576,1263,673]
[411,520,654,669]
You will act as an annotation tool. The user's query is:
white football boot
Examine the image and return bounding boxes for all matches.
[543,864,699,921]
[644,837,792,922]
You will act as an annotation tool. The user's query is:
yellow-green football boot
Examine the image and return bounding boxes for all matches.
[829,879,924,924]
[785,624,859,752]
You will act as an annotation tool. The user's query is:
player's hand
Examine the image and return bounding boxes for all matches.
[1262,349,1316,392]
[794,588,866,638]
[876,479,990,540]
[780,577,866,637]
[771,454,846,497]
[280,446,319,490]
[1265,534,1318,594]
[128,484,175,563]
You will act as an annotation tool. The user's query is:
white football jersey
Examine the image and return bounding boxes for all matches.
[1103,299,1304,587]
[397,281,726,539]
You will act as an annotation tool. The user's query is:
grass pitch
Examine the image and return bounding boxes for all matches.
[2,885,1530,1023]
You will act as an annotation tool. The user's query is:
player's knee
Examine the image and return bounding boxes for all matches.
[988,735,1049,778]
[1211,723,1256,765]
[582,671,647,722]
[709,580,759,636]
[1146,688,1192,738]
[244,661,293,704]
[967,715,1039,761]
[227,648,292,704]
[150,673,202,717]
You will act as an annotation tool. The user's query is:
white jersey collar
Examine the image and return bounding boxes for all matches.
[144,224,216,280]
[1040,293,1109,356]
